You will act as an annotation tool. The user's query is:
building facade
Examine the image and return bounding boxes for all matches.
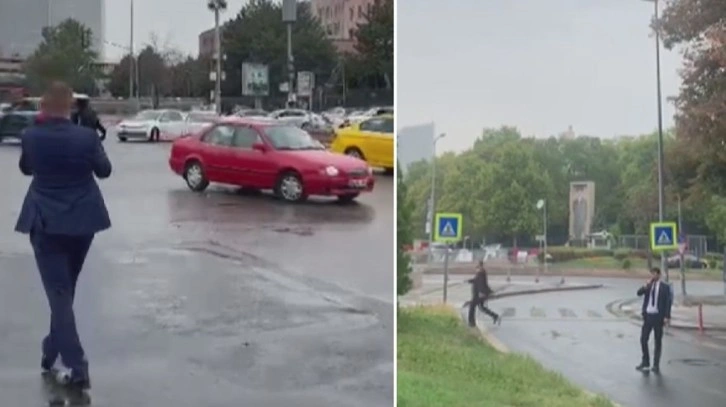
[310,0,376,53]
[397,122,436,172]
[198,28,215,58]
[0,0,105,59]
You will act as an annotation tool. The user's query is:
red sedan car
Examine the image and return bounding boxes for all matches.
[169,117,375,203]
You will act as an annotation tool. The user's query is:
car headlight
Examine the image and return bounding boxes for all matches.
[323,166,339,176]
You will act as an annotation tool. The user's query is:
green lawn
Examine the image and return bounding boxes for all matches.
[556,256,646,270]
[397,306,615,407]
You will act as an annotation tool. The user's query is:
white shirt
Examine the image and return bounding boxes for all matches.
[646,281,660,314]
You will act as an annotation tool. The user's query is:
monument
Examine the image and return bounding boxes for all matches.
[569,181,595,246]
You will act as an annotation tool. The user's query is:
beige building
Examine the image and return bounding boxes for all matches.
[311,0,377,53]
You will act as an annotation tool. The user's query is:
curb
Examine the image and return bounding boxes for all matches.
[615,299,726,332]
[489,284,603,300]
[456,304,621,407]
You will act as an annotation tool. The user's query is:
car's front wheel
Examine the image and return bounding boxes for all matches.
[344,147,364,160]
[184,160,209,192]
[149,128,160,142]
[118,136,128,142]
[275,171,307,202]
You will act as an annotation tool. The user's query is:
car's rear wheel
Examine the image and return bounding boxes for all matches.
[275,171,307,202]
[384,167,393,176]
[118,136,127,142]
[184,160,209,192]
[344,147,364,160]
[337,193,359,204]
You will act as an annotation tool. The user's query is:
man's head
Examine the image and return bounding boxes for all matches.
[650,267,661,281]
[41,81,74,118]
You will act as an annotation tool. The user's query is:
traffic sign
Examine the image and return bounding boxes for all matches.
[650,222,678,251]
[434,213,462,243]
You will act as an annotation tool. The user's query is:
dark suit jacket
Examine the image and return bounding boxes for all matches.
[637,280,672,320]
[469,270,493,297]
[15,117,112,236]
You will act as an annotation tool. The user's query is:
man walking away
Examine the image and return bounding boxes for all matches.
[71,96,106,140]
[468,261,501,327]
[635,267,672,374]
[15,82,112,395]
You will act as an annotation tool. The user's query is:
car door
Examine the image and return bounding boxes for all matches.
[161,110,186,140]
[199,124,236,184]
[229,126,276,188]
[358,117,392,166]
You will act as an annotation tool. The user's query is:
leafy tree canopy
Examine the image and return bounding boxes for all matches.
[352,0,393,89]
[222,0,336,97]
[24,19,99,94]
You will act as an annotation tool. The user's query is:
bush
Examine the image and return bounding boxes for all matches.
[547,247,614,263]
[708,258,718,269]
[621,258,632,270]
[614,249,649,260]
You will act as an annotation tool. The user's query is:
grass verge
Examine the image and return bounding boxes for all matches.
[397,305,615,407]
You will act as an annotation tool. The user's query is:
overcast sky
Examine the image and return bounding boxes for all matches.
[105,0,249,60]
[397,0,684,153]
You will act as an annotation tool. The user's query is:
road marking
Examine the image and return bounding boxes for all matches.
[559,308,577,318]
[587,310,602,318]
[531,307,546,318]
[501,307,515,318]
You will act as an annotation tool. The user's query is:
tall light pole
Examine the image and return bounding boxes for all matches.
[282,0,297,107]
[537,199,550,283]
[643,0,667,281]
[427,132,446,262]
[208,0,227,115]
[129,0,134,102]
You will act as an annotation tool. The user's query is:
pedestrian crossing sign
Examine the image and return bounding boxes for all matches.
[650,222,678,251]
[434,213,463,243]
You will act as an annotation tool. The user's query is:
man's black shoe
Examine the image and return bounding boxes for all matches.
[40,355,55,374]
[651,366,660,374]
[635,363,650,371]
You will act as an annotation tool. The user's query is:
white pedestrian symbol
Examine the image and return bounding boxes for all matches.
[441,221,456,236]
[657,230,672,245]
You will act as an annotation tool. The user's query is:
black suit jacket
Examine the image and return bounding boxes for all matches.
[637,281,672,320]
[15,117,112,235]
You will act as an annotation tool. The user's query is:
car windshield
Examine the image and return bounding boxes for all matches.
[187,112,217,122]
[134,110,161,121]
[238,110,267,117]
[264,125,324,150]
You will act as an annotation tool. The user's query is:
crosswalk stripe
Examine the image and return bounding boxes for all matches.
[483,307,613,320]
[531,307,546,318]
[559,308,577,318]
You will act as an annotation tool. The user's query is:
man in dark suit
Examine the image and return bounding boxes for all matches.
[467,261,501,327]
[635,267,672,374]
[15,82,112,393]
[71,97,106,141]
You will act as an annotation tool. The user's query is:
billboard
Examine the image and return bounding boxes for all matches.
[296,71,315,97]
[241,62,269,96]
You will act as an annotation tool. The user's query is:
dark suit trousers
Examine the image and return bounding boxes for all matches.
[468,295,499,326]
[30,231,93,378]
[641,313,665,367]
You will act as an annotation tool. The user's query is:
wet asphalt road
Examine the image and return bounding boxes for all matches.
[0,138,393,406]
[478,277,726,407]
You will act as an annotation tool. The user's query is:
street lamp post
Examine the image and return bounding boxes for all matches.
[129,0,134,103]
[643,0,668,281]
[427,133,446,262]
[208,0,227,115]
[282,0,297,106]
[537,199,551,283]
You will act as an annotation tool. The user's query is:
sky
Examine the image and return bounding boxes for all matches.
[104,0,250,60]
[396,0,684,153]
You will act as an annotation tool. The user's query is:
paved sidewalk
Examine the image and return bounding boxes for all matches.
[620,295,726,331]
[400,276,603,307]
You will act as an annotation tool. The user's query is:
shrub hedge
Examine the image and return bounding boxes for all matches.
[545,247,649,263]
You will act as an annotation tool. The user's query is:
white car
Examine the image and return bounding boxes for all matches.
[181,111,219,137]
[344,106,394,126]
[116,109,185,142]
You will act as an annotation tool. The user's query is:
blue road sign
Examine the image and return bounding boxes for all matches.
[650,222,677,251]
[434,213,462,243]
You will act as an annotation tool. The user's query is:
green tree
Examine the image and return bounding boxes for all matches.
[23,19,99,94]
[169,57,210,97]
[397,162,413,296]
[222,0,336,98]
[352,0,393,89]
[108,46,170,98]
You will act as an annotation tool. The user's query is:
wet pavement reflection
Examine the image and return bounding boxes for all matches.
[481,278,726,407]
[0,139,393,406]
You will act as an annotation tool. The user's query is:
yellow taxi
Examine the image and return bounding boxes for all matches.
[330,114,394,174]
